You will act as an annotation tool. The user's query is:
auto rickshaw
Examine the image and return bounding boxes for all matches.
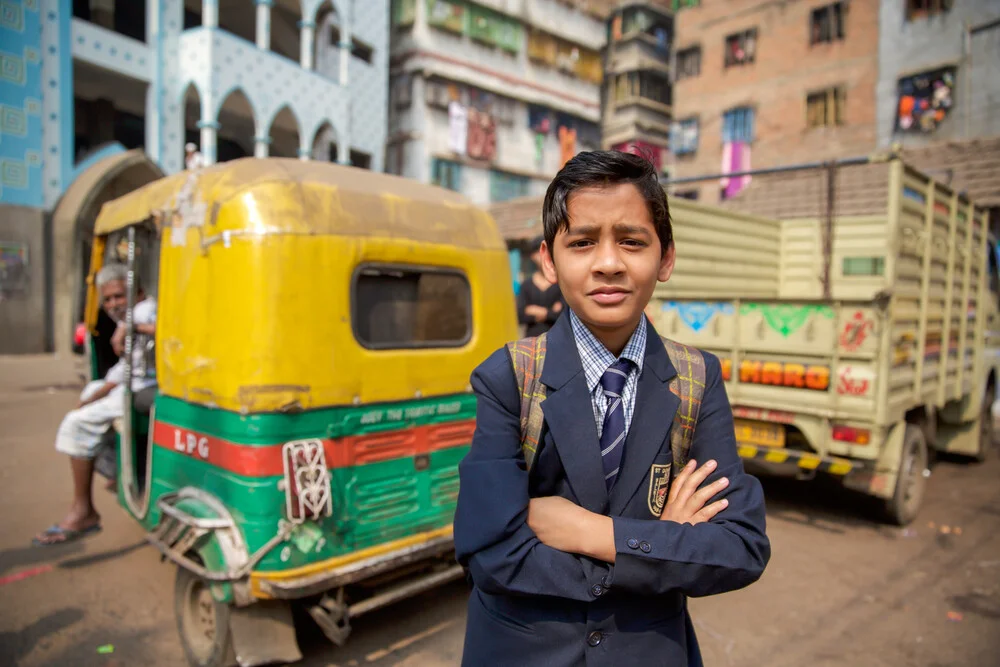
[83,158,519,666]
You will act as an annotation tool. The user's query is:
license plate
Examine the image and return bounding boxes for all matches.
[734,419,785,448]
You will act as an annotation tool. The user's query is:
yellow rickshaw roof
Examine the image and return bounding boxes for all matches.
[93,158,506,250]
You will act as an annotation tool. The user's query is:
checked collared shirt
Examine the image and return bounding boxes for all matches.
[569,309,646,440]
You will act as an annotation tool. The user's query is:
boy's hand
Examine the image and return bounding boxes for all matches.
[660,459,730,525]
[528,496,616,562]
[111,325,126,356]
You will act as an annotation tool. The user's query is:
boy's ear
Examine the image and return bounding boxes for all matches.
[540,240,558,284]
[658,241,676,282]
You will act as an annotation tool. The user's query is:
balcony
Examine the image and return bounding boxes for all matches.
[71,18,153,83]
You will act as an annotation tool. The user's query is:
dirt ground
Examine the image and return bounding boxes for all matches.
[1,354,998,667]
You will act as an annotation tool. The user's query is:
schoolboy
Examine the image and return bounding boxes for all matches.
[454,150,770,666]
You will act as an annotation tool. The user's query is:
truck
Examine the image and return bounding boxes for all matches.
[653,156,998,525]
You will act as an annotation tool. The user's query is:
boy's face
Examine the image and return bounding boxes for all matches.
[540,183,674,337]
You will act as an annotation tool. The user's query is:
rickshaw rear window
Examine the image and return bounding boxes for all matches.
[353,265,471,349]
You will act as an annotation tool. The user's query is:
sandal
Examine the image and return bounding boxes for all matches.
[32,523,102,547]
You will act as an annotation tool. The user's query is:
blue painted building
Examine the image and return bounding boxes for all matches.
[0,0,389,353]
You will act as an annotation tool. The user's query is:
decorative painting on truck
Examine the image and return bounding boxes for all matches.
[661,301,733,332]
[740,303,835,337]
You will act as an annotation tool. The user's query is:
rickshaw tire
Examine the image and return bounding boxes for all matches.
[175,565,237,667]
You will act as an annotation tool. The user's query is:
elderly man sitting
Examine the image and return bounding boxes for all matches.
[33,263,157,546]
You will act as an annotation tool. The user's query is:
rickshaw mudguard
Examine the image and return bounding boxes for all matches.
[148,487,252,606]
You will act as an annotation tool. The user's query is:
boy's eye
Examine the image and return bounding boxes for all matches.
[621,238,647,247]
[568,239,594,248]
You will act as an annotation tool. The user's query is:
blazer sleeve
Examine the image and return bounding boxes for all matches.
[454,348,610,601]
[607,352,771,598]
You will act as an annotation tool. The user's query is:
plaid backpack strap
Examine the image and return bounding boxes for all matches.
[505,333,547,471]
[659,336,707,473]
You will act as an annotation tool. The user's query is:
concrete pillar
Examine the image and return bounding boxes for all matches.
[298,147,311,161]
[300,20,316,70]
[336,142,350,165]
[198,120,220,165]
[203,0,218,28]
[339,33,350,86]
[254,135,271,158]
[255,0,272,50]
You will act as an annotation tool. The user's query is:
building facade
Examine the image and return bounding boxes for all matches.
[601,1,675,175]
[666,0,880,203]
[387,0,605,207]
[877,0,1000,207]
[0,0,388,353]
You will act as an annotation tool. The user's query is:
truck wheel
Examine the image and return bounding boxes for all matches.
[175,566,236,667]
[974,386,996,463]
[883,424,928,526]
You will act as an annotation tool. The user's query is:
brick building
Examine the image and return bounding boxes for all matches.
[667,0,880,204]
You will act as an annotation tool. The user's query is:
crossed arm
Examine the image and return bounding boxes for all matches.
[454,349,770,600]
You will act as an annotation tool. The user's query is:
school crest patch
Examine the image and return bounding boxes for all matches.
[648,463,671,517]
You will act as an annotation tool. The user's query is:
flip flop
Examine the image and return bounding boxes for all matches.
[31,523,102,547]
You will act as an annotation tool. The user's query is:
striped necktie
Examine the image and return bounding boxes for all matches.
[599,358,633,489]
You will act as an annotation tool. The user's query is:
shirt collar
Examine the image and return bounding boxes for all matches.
[569,309,647,393]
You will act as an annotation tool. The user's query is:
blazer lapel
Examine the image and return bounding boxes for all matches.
[610,322,680,515]
[539,315,610,514]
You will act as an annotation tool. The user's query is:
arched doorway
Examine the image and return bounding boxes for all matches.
[216,88,256,163]
[312,120,338,162]
[50,149,164,355]
[268,106,302,159]
[182,82,203,166]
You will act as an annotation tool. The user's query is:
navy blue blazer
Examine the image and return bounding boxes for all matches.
[454,313,770,667]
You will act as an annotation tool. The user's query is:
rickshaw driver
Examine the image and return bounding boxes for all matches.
[33,264,158,546]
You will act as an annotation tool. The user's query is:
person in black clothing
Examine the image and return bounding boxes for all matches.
[517,235,564,336]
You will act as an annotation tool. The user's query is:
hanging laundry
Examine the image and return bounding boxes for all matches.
[720,141,751,200]
[467,109,497,161]
[559,125,577,169]
[448,101,468,155]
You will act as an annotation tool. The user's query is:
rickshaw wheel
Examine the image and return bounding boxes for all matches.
[175,566,236,667]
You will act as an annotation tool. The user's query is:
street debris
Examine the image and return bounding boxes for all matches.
[97,644,115,654]
[940,525,952,535]
[901,528,918,538]
[946,611,964,622]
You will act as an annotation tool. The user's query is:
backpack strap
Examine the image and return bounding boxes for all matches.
[505,333,707,477]
[659,336,707,475]
[506,333,547,470]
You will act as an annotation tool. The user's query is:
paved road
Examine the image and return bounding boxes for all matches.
[1,355,998,667]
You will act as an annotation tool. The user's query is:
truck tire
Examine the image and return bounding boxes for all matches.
[175,566,236,667]
[883,424,928,526]
[974,386,996,463]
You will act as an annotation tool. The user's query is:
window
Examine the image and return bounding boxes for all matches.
[427,0,465,33]
[468,3,522,53]
[392,0,416,27]
[906,0,953,21]
[353,266,471,349]
[424,79,452,109]
[351,38,373,64]
[350,150,372,170]
[670,118,699,155]
[619,6,673,53]
[490,170,530,203]
[722,107,755,142]
[671,0,700,8]
[676,46,701,80]
[673,189,699,200]
[842,257,885,276]
[724,29,757,68]
[811,3,846,44]
[432,158,462,191]
[613,72,672,107]
[806,87,846,128]
[391,75,413,109]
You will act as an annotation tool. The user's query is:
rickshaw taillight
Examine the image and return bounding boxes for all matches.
[281,439,333,523]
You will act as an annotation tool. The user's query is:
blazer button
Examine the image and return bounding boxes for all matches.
[591,584,604,597]
[639,541,652,553]
[587,631,603,647]
[601,575,611,588]
[626,538,639,549]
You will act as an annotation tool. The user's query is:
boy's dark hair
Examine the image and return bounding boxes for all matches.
[541,150,672,255]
